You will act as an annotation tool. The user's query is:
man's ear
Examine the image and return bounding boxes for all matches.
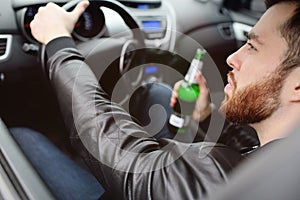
[290,67,300,102]
[292,84,300,102]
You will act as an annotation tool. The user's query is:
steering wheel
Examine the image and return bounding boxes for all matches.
[40,0,146,104]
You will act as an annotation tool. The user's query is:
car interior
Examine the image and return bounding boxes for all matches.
[0,0,273,198]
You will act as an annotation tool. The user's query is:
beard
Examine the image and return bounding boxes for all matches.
[219,70,285,125]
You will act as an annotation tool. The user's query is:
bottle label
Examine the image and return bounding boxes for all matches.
[184,59,198,83]
[169,114,184,128]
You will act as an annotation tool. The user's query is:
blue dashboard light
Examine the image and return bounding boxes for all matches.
[142,20,161,32]
[137,4,149,9]
[145,66,158,74]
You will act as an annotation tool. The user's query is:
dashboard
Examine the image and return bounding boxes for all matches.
[12,0,175,49]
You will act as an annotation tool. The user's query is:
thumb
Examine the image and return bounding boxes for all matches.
[70,1,90,21]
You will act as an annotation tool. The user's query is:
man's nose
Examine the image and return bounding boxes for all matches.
[226,47,243,71]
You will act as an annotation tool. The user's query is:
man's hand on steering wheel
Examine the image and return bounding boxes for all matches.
[30,1,90,44]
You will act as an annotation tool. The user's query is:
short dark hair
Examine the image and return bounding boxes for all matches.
[265,0,300,73]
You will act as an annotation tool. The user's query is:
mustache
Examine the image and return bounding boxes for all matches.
[228,71,237,88]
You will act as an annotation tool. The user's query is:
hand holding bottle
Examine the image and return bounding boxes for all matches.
[170,72,213,122]
[168,49,215,134]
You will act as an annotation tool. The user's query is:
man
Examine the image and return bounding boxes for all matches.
[29,0,300,199]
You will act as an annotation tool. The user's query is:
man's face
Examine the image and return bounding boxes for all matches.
[220,3,295,124]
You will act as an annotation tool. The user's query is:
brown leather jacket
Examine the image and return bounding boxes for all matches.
[46,37,244,200]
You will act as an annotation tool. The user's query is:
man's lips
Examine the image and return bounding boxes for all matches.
[227,76,233,86]
[224,82,233,93]
[224,72,236,93]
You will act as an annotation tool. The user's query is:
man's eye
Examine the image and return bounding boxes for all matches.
[247,42,257,51]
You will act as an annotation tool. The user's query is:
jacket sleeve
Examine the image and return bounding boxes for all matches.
[46,37,243,200]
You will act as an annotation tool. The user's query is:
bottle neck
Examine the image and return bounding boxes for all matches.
[184,60,203,84]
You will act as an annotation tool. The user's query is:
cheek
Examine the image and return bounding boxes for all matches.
[235,73,256,91]
[237,64,275,90]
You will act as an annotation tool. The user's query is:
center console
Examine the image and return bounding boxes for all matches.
[105,0,176,51]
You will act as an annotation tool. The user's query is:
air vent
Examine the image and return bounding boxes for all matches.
[218,23,234,39]
[0,35,12,62]
[0,39,6,56]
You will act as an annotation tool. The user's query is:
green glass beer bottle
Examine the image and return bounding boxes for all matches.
[168,48,206,134]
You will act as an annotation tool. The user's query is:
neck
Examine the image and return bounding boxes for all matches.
[250,105,300,146]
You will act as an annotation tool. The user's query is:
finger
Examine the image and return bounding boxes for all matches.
[170,80,182,107]
[170,91,178,107]
[195,73,210,109]
[38,6,46,13]
[70,0,90,21]
[46,2,61,10]
[195,73,209,96]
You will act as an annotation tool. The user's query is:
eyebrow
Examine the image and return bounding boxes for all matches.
[247,32,264,45]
